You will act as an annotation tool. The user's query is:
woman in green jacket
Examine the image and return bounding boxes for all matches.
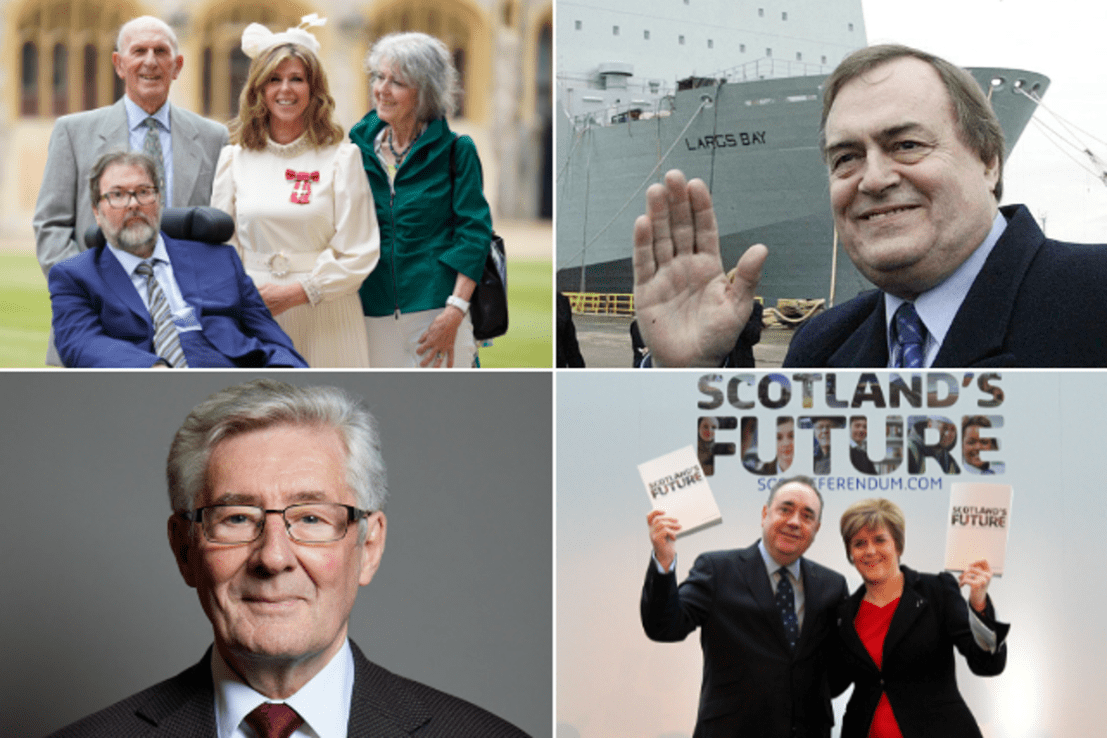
[350,32,493,368]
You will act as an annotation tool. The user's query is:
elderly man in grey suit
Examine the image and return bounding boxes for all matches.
[47,379,529,738]
[33,15,228,364]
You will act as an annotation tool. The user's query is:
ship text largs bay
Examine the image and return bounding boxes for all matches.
[684,131,767,151]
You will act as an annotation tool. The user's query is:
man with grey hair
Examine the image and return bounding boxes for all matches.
[34,14,228,365]
[49,379,529,738]
[47,151,305,367]
[633,44,1107,368]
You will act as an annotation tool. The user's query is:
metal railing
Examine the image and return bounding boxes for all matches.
[565,292,636,315]
[716,57,830,83]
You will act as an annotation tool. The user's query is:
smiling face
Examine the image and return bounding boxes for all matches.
[963,424,990,469]
[761,482,821,566]
[93,163,161,258]
[263,56,311,138]
[849,524,901,586]
[113,26,183,114]
[776,420,795,472]
[850,417,867,445]
[372,60,419,128]
[169,423,385,672]
[698,417,716,442]
[824,57,999,300]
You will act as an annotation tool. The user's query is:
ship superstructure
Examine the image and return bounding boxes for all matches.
[556,0,1047,304]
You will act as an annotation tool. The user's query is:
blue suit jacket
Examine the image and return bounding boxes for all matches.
[784,204,1107,367]
[48,234,307,368]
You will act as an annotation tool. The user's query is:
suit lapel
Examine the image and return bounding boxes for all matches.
[166,236,201,306]
[739,544,793,652]
[95,99,131,150]
[347,641,432,736]
[795,559,827,654]
[838,569,927,672]
[96,246,152,329]
[171,106,201,207]
[133,649,217,737]
[881,569,926,658]
[829,294,888,367]
[837,587,877,671]
[935,205,1045,367]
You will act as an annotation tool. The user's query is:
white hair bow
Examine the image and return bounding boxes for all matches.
[241,14,327,59]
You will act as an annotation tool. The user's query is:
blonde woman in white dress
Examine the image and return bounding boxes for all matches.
[212,17,378,366]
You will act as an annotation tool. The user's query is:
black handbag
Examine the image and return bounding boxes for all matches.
[449,137,508,341]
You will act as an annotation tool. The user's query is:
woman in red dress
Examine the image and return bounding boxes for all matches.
[835,499,1009,738]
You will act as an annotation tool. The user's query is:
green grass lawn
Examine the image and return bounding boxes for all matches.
[0,253,551,368]
[0,254,51,368]
[478,259,552,368]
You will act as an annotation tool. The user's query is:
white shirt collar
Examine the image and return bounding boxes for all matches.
[758,539,800,582]
[124,95,171,132]
[211,639,356,738]
[884,210,1007,366]
[105,233,169,275]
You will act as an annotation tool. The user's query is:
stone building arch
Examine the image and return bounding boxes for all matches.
[362,0,492,124]
[526,4,551,216]
[190,0,312,122]
[9,0,141,121]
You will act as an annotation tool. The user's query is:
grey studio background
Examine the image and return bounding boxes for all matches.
[0,372,552,738]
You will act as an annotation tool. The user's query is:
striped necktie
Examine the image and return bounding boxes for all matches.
[892,302,927,368]
[142,117,166,196]
[134,261,187,367]
[245,703,304,738]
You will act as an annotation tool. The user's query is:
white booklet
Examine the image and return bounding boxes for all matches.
[944,482,1013,576]
[638,445,722,537]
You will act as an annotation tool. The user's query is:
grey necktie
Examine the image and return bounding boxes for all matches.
[142,117,166,195]
[776,567,799,650]
[134,261,187,367]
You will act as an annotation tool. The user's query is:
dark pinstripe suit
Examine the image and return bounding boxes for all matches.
[47,641,529,737]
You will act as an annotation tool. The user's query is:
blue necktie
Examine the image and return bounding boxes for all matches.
[776,567,799,650]
[893,302,927,368]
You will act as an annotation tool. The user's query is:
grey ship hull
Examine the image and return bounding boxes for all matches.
[556,68,1049,305]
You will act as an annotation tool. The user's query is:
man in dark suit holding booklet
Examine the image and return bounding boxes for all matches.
[641,475,848,738]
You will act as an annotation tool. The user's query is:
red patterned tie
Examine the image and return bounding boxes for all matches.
[245,703,304,738]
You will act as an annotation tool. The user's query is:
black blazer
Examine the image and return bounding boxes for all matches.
[784,204,1107,368]
[641,541,849,738]
[849,445,878,475]
[46,641,529,737]
[836,566,1009,738]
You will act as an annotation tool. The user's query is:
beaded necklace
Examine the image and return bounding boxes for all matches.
[386,125,419,168]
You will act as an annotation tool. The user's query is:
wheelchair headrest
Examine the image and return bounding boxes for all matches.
[83,206,235,250]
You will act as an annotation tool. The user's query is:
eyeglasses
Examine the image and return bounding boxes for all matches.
[100,186,159,208]
[180,503,371,544]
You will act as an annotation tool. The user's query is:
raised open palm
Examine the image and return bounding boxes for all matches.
[633,170,767,366]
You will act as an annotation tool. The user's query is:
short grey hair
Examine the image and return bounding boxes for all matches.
[89,150,161,208]
[766,475,824,521]
[117,16,180,58]
[365,32,459,121]
[166,379,388,515]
